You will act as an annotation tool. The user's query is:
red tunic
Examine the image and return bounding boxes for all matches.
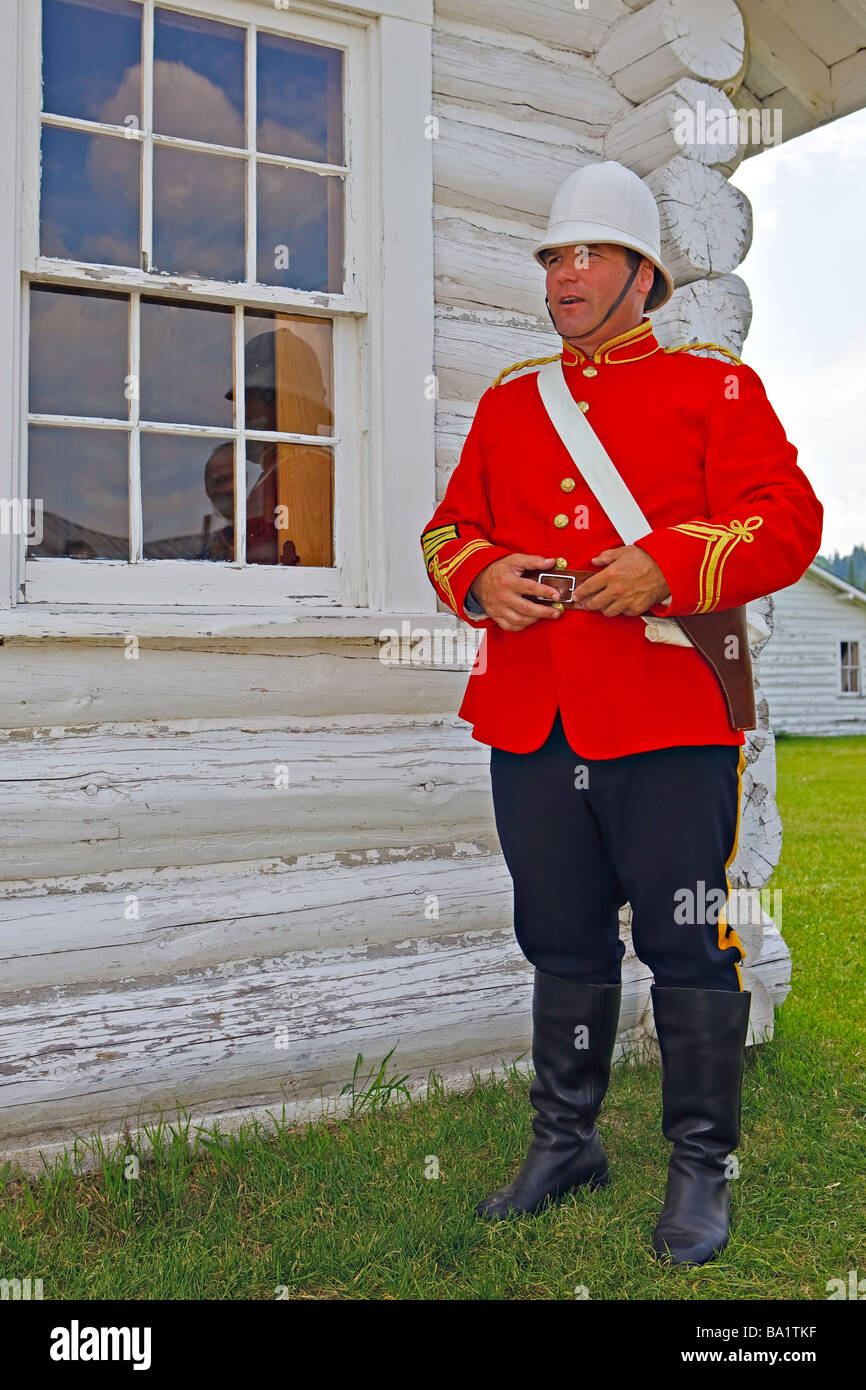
[420,318,824,758]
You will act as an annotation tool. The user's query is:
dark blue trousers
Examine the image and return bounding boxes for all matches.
[490,710,746,991]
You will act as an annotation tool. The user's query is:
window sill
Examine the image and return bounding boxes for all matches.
[0,604,451,642]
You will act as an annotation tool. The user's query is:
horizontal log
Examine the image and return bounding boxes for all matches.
[434,209,548,317]
[433,29,628,139]
[434,304,559,403]
[597,0,746,103]
[434,108,593,219]
[433,0,629,54]
[435,400,475,495]
[645,156,752,282]
[0,636,475,727]
[433,279,751,411]
[434,168,751,317]
[0,719,498,878]
[0,908,787,1145]
[0,848,513,990]
[11,713,776,889]
[8,844,781,994]
[651,271,752,353]
[604,77,742,174]
[0,931,643,1142]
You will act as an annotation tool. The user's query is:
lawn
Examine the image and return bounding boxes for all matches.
[1,736,863,1300]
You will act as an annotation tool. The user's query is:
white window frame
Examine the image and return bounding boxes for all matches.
[839,638,861,696]
[0,0,435,629]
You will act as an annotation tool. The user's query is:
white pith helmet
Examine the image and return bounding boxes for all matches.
[533,160,675,312]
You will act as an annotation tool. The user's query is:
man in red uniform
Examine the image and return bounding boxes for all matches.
[420,162,823,1265]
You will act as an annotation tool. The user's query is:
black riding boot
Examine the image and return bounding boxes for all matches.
[475,972,621,1219]
[651,985,752,1266]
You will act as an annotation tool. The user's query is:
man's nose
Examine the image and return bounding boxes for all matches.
[550,256,585,288]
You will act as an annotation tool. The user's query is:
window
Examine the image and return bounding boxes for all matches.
[17,0,382,608]
[840,640,860,695]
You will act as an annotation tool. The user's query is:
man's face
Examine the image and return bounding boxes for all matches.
[544,243,650,337]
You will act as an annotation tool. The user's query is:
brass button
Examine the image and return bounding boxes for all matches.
[577,401,590,413]
[555,557,568,570]
[560,477,576,493]
[582,365,598,378]
[552,602,564,613]
[553,514,569,529]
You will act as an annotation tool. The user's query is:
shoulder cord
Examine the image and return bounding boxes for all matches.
[664,341,744,365]
[490,352,562,389]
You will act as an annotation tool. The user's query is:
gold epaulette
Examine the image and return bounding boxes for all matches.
[664,341,744,366]
[490,352,562,389]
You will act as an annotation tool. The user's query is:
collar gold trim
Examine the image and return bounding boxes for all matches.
[561,318,657,367]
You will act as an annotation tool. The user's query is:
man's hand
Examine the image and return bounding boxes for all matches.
[470,553,564,632]
[574,545,671,617]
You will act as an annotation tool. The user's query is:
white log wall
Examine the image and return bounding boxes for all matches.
[0,0,803,1168]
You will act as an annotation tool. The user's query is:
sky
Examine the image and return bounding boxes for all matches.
[729,107,866,558]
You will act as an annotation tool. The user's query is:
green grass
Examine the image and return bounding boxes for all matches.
[1,736,863,1300]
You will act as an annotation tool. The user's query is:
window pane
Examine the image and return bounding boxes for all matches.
[27,426,129,559]
[41,127,140,266]
[242,313,333,437]
[30,286,128,419]
[257,32,343,165]
[141,299,233,427]
[153,146,245,281]
[246,441,333,567]
[141,434,235,560]
[257,165,343,291]
[42,0,142,125]
[154,9,245,148]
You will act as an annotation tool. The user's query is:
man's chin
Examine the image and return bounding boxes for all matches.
[552,303,595,337]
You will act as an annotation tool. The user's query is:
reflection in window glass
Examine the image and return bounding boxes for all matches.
[30,286,128,420]
[153,146,245,281]
[240,313,333,438]
[141,299,233,428]
[257,32,342,165]
[41,127,140,266]
[246,442,333,567]
[27,426,129,559]
[257,165,343,292]
[42,0,142,125]
[154,9,245,148]
[141,434,235,560]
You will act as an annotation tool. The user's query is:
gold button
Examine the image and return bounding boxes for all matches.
[577,401,590,413]
[554,514,569,529]
[560,478,576,493]
[582,365,598,378]
[552,602,564,612]
[555,557,568,570]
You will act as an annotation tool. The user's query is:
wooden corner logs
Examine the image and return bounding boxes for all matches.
[596,0,746,103]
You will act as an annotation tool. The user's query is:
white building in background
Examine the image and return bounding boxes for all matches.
[1,0,865,1170]
[758,565,866,735]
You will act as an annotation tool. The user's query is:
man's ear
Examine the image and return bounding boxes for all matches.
[638,257,656,296]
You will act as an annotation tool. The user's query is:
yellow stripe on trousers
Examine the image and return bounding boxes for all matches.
[717,745,748,991]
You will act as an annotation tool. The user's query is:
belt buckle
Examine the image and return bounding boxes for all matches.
[538,572,575,603]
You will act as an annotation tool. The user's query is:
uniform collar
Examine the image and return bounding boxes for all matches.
[561,317,660,366]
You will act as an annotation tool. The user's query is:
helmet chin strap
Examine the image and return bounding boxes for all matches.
[545,258,642,344]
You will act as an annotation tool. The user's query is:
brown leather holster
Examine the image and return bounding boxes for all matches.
[526,568,756,732]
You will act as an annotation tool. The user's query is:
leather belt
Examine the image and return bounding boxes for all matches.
[527,567,756,730]
[524,568,596,609]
